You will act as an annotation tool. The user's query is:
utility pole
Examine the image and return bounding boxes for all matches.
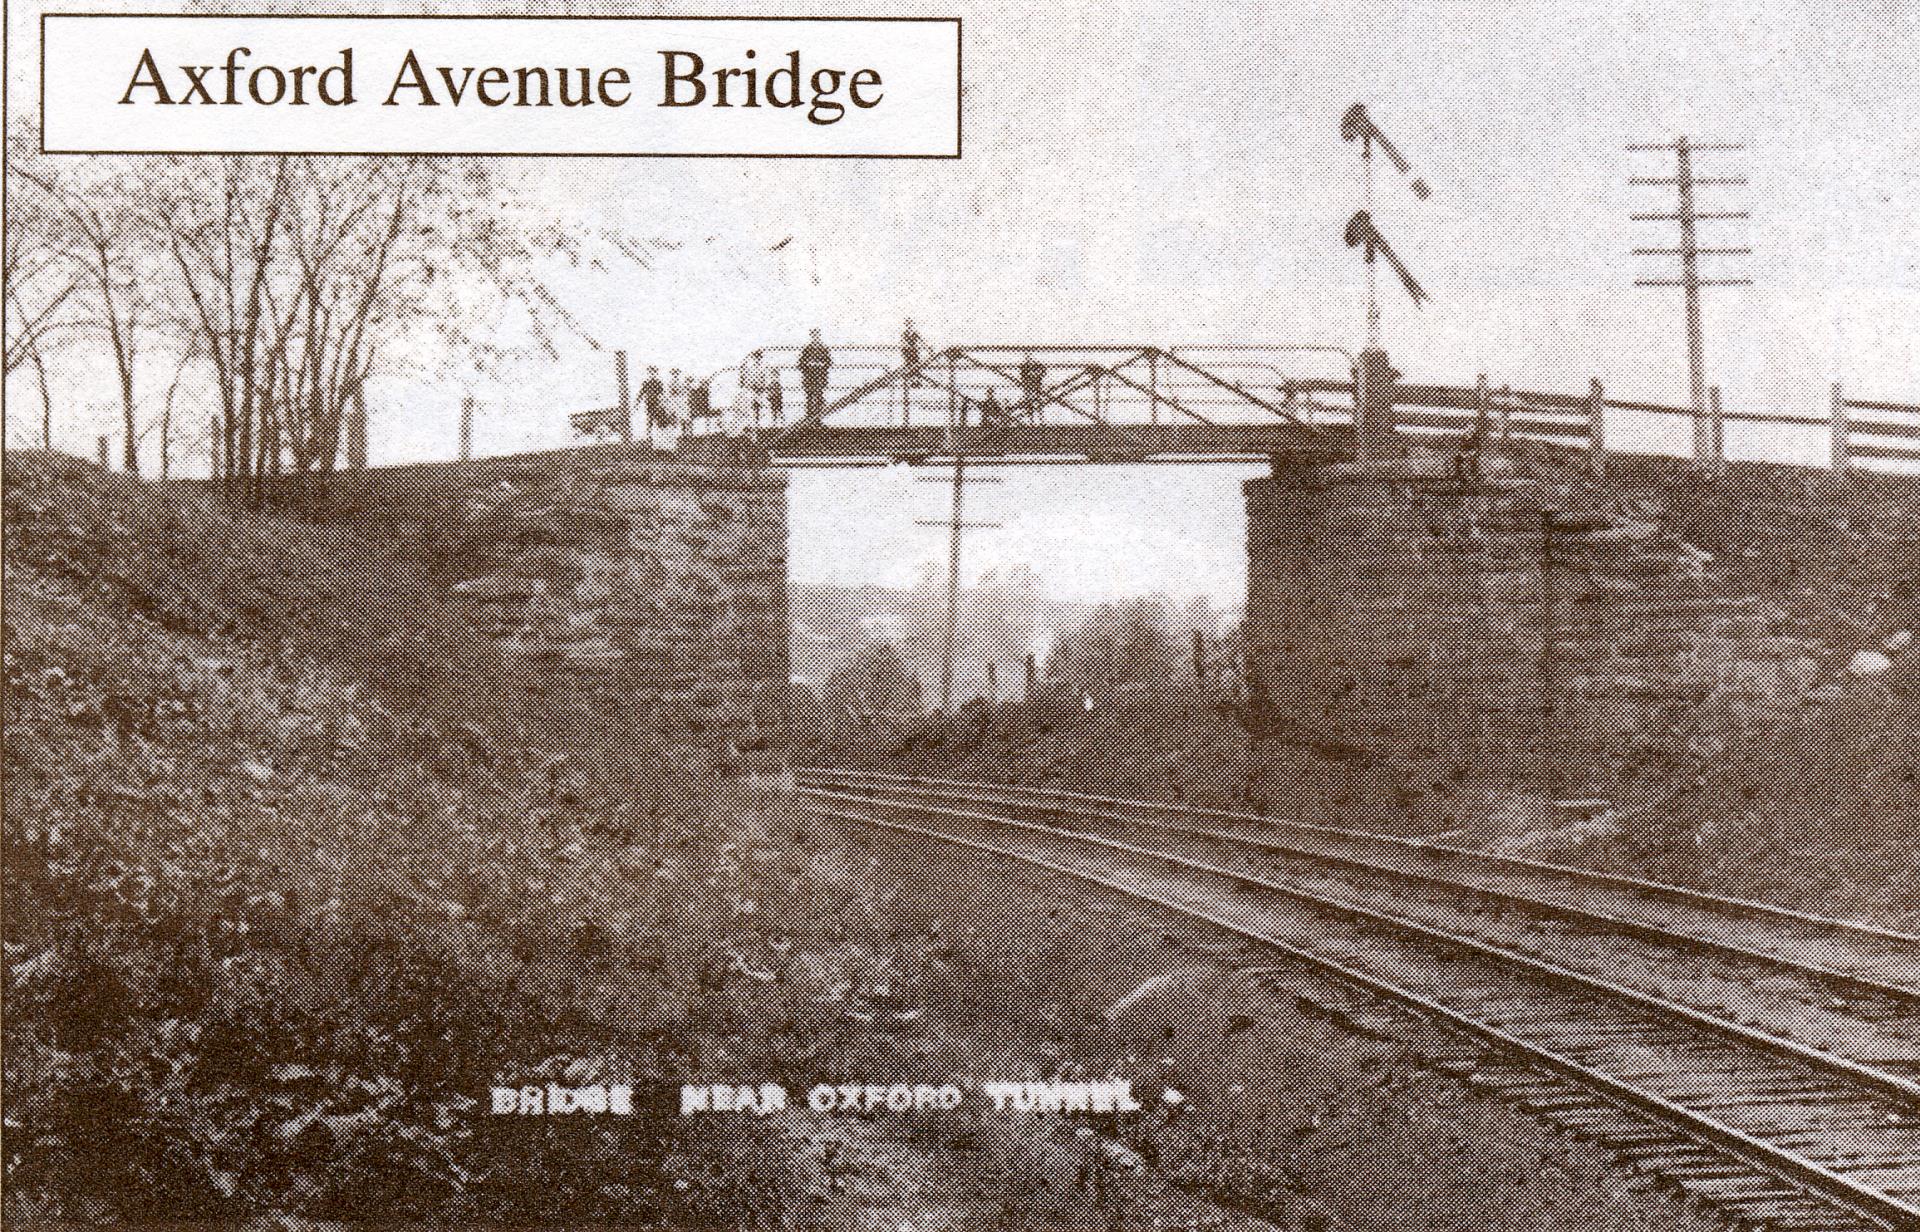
[939,454,967,711]
[1630,137,1751,466]
[916,368,1002,711]
[1539,509,1560,816]
[916,458,1002,712]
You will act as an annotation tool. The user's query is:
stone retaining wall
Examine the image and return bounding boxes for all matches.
[273,443,788,766]
[1243,449,1920,794]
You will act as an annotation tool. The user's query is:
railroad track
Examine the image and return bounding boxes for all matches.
[795,767,1920,1231]
[798,769,1920,1020]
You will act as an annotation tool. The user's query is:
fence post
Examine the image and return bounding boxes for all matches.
[346,392,368,472]
[614,349,631,442]
[1830,382,1850,474]
[1707,385,1726,476]
[97,435,110,469]
[1587,378,1607,474]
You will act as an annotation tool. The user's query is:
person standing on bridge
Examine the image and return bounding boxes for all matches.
[689,375,712,425]
[900,319,925,425]
[641,366,666,447]
[737,349,772,433]
[1019,352,1047,419]
[664,369,687,450]
[980,386,1008,428]
[799,329,833,421]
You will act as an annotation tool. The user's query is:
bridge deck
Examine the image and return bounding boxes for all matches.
[767,420,1349,464]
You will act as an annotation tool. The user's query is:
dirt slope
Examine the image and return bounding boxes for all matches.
[807,683,1920,929]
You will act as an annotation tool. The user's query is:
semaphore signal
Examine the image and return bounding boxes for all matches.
[1345,212,1430,309]
[1340,103,1435,351]
[1341,104,1431,200]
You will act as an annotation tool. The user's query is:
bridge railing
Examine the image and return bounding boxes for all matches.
[666,342,1918,475]
[756,344,1360,433]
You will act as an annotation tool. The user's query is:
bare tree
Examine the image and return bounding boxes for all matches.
[68,204,146,474]
[158,345,204,481]
[23,334,56,450]
[12,141,651,487]
[154,156,581,498]
[3,240,79,382]
[3,123,81,381]
[157,157,289,498]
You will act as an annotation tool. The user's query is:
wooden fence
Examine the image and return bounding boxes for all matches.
[1296,374,1901,475]
[1832,385,1920,472]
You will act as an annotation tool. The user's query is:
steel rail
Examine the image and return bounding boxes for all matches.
[798,783,1920,1105]
[794,772,1920,1010]
[796,768,1920,948]
[803,797,1920,1230]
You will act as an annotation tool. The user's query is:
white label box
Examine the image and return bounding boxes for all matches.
[41,14,961,157]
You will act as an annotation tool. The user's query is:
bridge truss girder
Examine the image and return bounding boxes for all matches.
[763,343,1358,465]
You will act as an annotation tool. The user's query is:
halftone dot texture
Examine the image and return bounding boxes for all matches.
[12,420,1920,1228]
[9,1,1920,1225]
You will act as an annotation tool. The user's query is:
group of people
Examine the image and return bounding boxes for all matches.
[621,329,827,447]
[885,321,1053,427]
[610,323,1057,445]
[632,366,715,446]
[822,320,1055,428]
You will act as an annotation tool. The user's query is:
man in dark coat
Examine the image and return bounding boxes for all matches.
[1019,352,1047,418]
[899,319,925,425]
[799,329,833,421]
[641,367,667,443]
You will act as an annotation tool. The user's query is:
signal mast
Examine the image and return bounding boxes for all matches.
[1340,104,1433,459]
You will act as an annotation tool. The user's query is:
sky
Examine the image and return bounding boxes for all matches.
[7,0,1920,602]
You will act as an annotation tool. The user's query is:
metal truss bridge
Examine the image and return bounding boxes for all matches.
[760,345,1360,466]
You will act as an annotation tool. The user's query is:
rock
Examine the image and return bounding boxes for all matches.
[1849,650,1894,676]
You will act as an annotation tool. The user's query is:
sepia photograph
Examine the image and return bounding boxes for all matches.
[5,3,1920,1229]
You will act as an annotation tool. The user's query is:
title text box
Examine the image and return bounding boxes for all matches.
[42,14,961,157]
